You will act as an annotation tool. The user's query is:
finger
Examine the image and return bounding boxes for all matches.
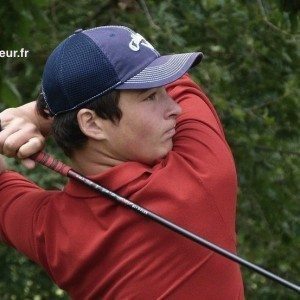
[1,119,44,157]
[2,129,40,157]
[20,158,36,169]
[0,123,22,154]
[17,136,45,159]
[0,116,35,153]
[2,132,21,157]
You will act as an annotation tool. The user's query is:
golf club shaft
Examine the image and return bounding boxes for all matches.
[31,151,300,293]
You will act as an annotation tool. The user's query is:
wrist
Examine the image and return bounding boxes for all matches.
[12,102,52,136]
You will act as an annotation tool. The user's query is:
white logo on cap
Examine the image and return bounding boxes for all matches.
[129,32,155,52]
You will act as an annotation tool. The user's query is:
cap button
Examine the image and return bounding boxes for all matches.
[74,28,83,34]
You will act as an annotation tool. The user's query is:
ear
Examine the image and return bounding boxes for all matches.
[77,109,107,140]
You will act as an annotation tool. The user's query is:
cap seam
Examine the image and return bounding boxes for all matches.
[82,32,121,80]
[41,85,54,116]
[52,80,122,116]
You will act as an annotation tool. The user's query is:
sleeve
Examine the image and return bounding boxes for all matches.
[166,74,238,237]
[0,171,46,262]
[171,74,226,135]
[166,74,234,169]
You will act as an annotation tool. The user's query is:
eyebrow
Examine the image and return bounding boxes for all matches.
[137,87,158,96]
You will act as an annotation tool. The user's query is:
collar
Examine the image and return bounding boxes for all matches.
[63,161,155,198]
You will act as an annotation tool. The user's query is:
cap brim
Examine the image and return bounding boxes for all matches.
[116,52,203,90]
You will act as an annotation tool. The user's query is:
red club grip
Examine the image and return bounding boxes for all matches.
[31,152,71,176]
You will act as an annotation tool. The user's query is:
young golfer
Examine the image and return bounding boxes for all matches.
[0,26,244,299]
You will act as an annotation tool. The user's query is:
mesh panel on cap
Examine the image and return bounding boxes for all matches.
[43,42,69,113]
[44,33,120,114]
[60,33,120,108]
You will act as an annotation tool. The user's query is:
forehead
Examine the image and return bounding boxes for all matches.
[119,87,163,101]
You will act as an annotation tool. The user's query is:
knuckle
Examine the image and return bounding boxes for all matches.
[25,123,37,132]
[13,117,25,126]
[33,137,43,148]
[3,141,17,157]
[4,140,14,151]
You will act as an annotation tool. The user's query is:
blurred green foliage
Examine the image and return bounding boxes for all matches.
[0,0,299,298]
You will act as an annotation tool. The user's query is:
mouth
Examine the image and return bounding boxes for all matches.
[164,127,176,139]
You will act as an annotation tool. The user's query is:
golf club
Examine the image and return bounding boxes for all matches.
[31,151,300,293]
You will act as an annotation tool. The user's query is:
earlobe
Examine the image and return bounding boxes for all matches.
[77,109,107,140]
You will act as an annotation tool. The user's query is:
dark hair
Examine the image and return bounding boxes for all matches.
[36,91,122,157]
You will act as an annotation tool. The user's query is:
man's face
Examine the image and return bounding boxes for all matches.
[101,87,182,165]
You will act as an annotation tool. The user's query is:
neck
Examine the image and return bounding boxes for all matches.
[70,140,125,176]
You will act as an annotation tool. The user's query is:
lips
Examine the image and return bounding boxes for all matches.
[164,127,176,139]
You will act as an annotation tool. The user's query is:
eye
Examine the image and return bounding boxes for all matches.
[145,92,157,101]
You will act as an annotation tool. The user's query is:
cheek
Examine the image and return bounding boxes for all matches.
[131,120,160,144]
[130,121,172,162]
[123,112,157,140]
[110,107,171,163]
[137,123,153,137]
[119,118,163,159]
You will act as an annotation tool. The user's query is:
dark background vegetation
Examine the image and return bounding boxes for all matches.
[0,0,299,299]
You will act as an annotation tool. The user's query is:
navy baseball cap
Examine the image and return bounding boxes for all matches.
[42,25,203,116]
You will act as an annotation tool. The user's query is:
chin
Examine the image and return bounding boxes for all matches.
[138,142,173,166]
[152,145,173,165]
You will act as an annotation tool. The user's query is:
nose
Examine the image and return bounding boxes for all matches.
[164,95,182,119]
